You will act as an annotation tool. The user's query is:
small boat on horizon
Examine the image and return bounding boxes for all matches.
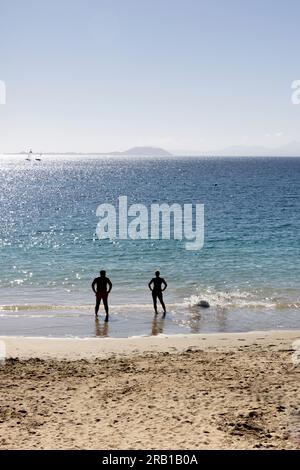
[25,149,33,161]
[25,150,42,162]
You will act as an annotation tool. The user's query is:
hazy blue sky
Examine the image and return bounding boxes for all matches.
[1,0,300,153]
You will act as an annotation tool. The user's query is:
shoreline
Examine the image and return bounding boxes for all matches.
[1,329,300,360]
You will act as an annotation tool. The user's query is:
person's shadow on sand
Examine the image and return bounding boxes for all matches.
[95,318,109,337]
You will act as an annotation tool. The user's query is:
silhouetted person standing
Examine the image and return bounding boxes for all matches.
[91,270,112,322]
[148,271,167,316]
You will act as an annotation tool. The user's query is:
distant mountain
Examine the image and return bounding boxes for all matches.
[273,141,300,156]
[214,145,270,157]
[2,146,173,156]
[4,142,300,157]
[215,142,300,157]
[172,141,300,157]
[117,146,172,156]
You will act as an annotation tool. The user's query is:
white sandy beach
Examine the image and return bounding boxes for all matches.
[0,330,299,449]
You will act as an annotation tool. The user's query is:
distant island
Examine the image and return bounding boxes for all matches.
[3,142,300,157]
[110,146,172,156]
[5,146,173,157]
[174,141,300,157]
[205,141,300,157]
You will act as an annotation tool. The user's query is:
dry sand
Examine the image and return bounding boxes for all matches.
[0,330,299,449]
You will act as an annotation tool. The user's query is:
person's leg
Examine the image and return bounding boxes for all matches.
[158,292,166,315]
[152,292,158,314]
[103,295,109,322]
[95,298,100,316]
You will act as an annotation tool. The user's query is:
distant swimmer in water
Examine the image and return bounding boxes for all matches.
[148,271,167,316]
[91,270,112,322]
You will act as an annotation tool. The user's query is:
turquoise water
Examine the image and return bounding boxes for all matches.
[0,154,299,337]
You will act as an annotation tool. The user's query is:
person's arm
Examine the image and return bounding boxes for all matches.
[107,278,112,294]
[91,279,97,294]
[148,279,153,291]
[162,279,167,291]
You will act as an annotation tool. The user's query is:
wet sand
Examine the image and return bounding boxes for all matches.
[0,330,299,449]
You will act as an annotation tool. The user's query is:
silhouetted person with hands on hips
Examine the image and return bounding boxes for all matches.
[148,271,167,316]
[91,270,112,322]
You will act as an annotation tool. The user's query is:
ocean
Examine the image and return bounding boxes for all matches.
[0,154,299,337]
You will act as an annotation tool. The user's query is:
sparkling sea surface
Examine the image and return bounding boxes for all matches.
[0,154,299,337]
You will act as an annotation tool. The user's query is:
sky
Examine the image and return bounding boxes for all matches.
[0,0,300,153]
